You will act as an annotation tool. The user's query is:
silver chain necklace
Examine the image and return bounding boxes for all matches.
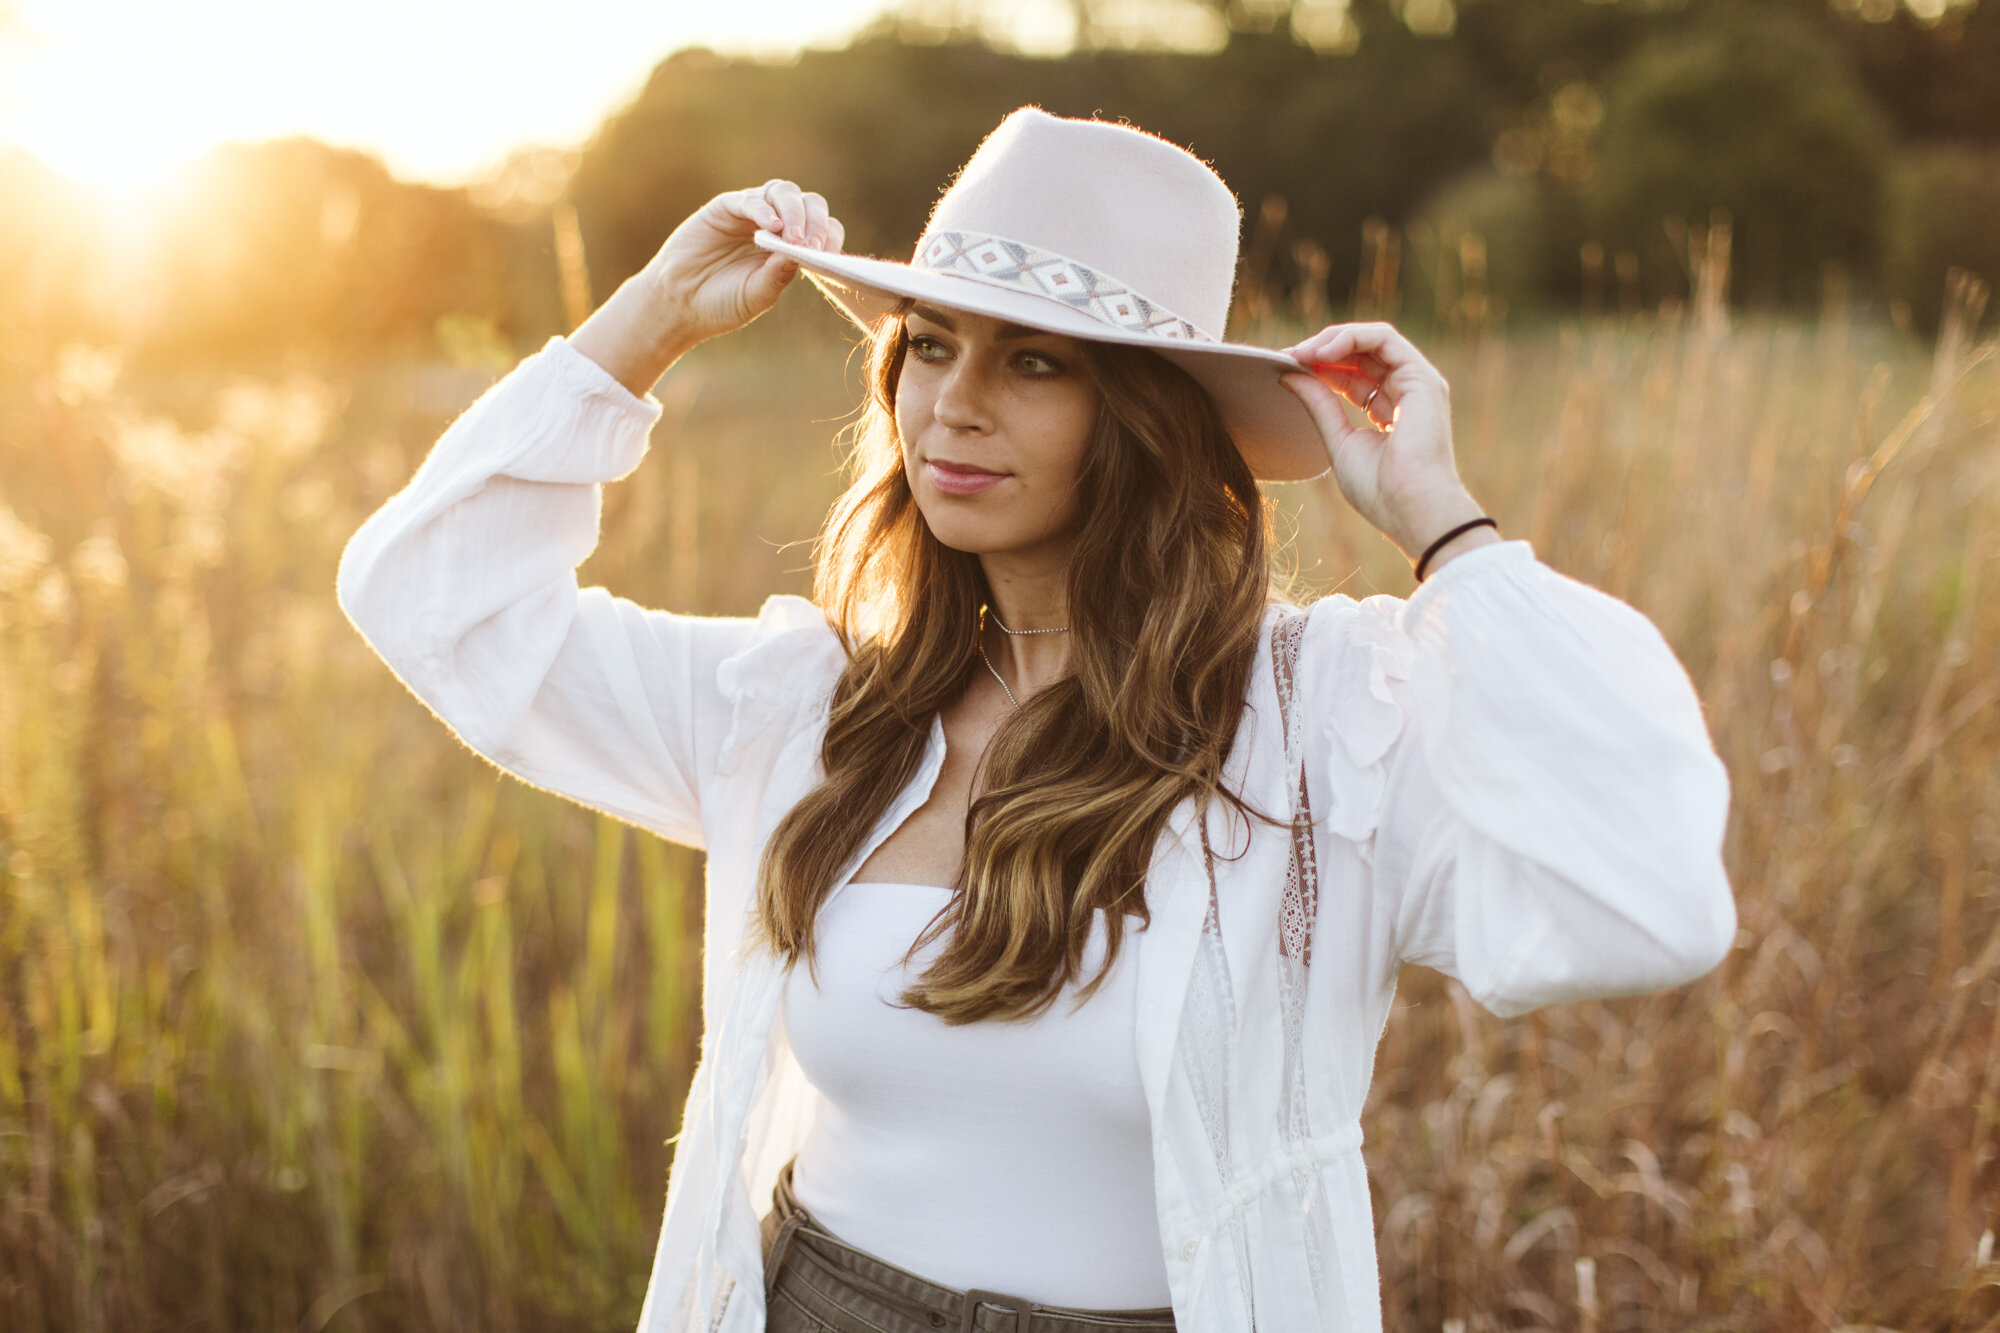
[989,609,1071,635]
[978,604,1069,709]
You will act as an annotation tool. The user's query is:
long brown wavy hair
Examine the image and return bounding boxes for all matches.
[747,306,1278,1024]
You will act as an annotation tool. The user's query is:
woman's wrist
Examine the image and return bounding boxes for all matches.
[568,269,704,400]
[1383,486,1501,580]
[1416,520,1502,579]
[1383,486,1479,558]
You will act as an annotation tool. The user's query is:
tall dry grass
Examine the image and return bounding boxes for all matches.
[1262,254,2000,1327]
[0,231,1996,1330]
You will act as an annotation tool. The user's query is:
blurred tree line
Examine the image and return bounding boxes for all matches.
[3,0,1996,365]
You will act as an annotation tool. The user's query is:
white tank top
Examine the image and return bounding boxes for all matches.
[780,879,1172,1310]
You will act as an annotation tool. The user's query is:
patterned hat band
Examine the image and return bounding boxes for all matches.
[914,230,1215,344]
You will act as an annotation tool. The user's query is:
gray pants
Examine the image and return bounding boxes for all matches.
[759,1156,1179,1332]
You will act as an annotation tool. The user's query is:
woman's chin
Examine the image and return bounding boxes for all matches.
[916,517,1008,556]
[916,513,1077,563]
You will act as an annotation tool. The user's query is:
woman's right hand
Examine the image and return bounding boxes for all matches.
[646,180,846,350]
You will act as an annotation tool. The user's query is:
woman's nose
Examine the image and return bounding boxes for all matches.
[932,360,993,432]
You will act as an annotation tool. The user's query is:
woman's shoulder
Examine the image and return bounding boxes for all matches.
[710,594,848,774]
[1266,588,1416,678]
[714,594,847,704]
[1259,590,1420,843]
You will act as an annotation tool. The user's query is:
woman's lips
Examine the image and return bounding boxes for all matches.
[926,459,1007,496]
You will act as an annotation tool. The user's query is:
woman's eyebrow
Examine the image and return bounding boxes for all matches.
[909,303,1048,342]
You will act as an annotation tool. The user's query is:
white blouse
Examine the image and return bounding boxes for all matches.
[782,880,1171,1309]
[335,334,1739,1333]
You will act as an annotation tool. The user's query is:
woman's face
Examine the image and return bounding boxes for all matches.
[894,303,1101,560]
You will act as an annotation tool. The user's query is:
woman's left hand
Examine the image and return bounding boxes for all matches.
[1278,322,1489,564]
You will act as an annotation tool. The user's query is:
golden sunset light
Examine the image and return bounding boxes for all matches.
[3,1,1997,1328]
[0,0,897,190]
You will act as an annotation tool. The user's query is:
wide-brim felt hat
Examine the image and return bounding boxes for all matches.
[753,106,1332,483]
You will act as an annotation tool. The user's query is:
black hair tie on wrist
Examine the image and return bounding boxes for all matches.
[1414,516,1499,583]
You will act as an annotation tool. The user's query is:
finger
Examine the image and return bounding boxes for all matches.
[1357,383,1396,429]
[1286,326,1373,363]
[716,188,783,234]
[1358,325,1438,384]
[1292,326,1385,370]
[1305,359,1371,380]
[1280,371,1370,454]
[1340,351,1392,383]
[1293,323,1433,381]
[1298,325,1442,405]
[802,192,832,249]
[745,249,800,309]
[1315,368,1396,429]
[1290,344,1392,391]
[1303,358,1385,391]
[749,190,784,232]
[823,216,846,254]
[762,179,808,243]
[1305,362,1382,410]
[1287,336,1390,375]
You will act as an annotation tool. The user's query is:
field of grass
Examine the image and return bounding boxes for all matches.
[2,254,1997,1331]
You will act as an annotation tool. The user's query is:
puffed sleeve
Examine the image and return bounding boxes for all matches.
[335,335,770,849]
[1301,539,1737,1018]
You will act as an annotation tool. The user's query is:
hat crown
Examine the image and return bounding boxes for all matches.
[917,108,1243,341]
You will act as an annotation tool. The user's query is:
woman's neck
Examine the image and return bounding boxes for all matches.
[980,553,1073,697]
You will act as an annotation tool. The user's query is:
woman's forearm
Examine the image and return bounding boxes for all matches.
[568,268,703,400]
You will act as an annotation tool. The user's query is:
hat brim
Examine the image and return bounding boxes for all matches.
[754,231,1334,483]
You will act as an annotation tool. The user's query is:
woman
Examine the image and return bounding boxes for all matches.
[338,108,1737,1333]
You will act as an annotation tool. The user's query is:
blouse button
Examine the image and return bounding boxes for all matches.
[1181,1240,1199,1259]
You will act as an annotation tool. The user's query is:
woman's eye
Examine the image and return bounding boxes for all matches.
[909,334,949,361]
[1017,351,1062,376]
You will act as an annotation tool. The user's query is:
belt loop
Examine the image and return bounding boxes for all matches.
[959,1288,1033,1333]
[764,1214,808,1301]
